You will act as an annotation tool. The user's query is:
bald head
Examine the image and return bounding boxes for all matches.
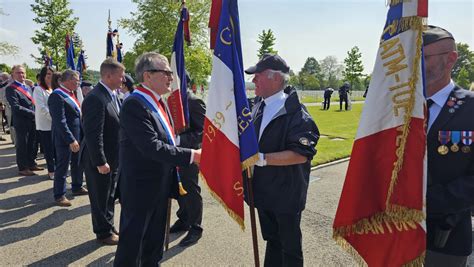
[424,36,458,96]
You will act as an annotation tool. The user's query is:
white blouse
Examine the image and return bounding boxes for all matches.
[33,85,52,131]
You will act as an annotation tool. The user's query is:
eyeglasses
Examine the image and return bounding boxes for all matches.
[424,51,452,58]
[145,69,173,76]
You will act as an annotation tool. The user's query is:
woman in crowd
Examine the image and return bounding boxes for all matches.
[32,66,56,180]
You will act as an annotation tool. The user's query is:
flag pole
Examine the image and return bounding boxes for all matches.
[164,198,172,251]
[246,168,260,267]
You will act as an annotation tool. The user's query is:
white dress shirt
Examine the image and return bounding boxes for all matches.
[259,90,288,140]
[427,80,455,131]
[33,85,52,131]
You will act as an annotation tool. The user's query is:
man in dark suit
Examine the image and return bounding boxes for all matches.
[81,58,124,245]
[114,52,202,267]
[169,88,206,247]
[5,65,43,176]
[48,70,88,207]
[424,26,474,266]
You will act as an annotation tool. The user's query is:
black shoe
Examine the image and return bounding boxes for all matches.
[169,220,190,233]
[178,229,202,247]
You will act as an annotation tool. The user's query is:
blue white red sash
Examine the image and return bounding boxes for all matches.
[10,82,35,105]
[53,87,81,114]
[133,86,176,145]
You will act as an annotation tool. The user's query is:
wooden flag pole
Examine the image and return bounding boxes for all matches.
[164,198,172,251]
[246,168,260,267]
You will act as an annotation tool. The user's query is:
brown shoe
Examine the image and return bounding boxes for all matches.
[97,233,119,246]
[19,170,37,176]
[30,165,45,171]
[72,187,88,196]
[55,196,72,207]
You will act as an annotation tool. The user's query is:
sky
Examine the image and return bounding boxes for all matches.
[1,0,473,77]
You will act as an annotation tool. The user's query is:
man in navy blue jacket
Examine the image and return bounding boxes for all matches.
[48,70,87,207]
[5,65,43,176]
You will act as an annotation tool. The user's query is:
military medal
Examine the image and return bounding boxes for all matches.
[450,131,461,152]
[461,131,472,153]
[438,131,450,155]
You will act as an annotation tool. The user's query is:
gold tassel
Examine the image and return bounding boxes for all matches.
[178,182,188,195]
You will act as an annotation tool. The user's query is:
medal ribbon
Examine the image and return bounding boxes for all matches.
[438,131,450,145]
[451,131,461,146]
[462,131,473,146]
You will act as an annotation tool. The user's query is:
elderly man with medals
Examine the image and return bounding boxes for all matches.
[424,26,474,266]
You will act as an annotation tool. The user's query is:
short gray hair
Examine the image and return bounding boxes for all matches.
[266,69,290,87]
[135,52,169,83]
[60,69,79,83]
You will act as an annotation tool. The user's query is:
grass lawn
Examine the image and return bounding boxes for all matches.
[300,95,366,103]
[306,103,364,166]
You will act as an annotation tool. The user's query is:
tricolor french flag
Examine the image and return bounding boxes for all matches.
[200,0,258,229]
[167,6,190,134]
[333,0,428,265]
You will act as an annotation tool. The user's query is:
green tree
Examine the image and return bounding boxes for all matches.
[452,43,474,80]
[31,0,78,70]
[120,1,211,85]
[343,46,364,90]
[298,57,322,90]
[456,67,471,89]
[257,29,277,59]
[320,56,343,89]
[0,8,20,56]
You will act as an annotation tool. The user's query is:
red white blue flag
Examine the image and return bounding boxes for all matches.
[65,33,76,70]
[168,5,190,134]
[333,0,428,265]
[200,0,258,229]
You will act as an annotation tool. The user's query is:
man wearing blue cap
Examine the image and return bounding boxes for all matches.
[424,25,474,266]
[245,54,320,267]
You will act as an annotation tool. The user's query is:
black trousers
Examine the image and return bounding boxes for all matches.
[176,164,203,231]
[323,97,331,110]
[53,144,83,199]
[14,121,36,171]
[115,180,169,267]
[258,209,303,267]
[84,158,118,239]
[39,130,55,173]
[339,95,348,110]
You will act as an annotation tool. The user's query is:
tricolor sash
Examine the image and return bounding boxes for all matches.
[11,82,35,105]
[133,86,176,145]
[53,87,81,115]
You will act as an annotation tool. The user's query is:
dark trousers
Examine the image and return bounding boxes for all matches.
[14,121,36,171]
[39,130,55,173]
[258,209,303,267]
[323,97,331,110]
[114,181,168,267]
[84,158,118,239]
[53,144,83,199]
[176,164,203,231]
[339,95,348,110]
[425,250,468,267]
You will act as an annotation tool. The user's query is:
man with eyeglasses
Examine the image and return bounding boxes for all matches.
[114,52,202,266]
[48,70,87,207]
[424,25,474,266]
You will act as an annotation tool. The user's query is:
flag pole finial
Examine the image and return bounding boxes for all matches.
[108,9,112,31]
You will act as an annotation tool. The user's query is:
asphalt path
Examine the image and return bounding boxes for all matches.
[0,134,356,266]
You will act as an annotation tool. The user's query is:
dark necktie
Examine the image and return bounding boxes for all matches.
[254,101,265,140]
[427,99,434,128]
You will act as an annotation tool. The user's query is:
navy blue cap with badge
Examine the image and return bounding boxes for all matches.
[423,25,454,46]
[245,54,290,74]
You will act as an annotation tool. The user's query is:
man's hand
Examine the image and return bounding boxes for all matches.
[69,140,80,153]
[97,163,111,174]
[192,149,202,164]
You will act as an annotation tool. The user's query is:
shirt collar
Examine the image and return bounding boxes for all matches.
[14,80,26,87]
[141,84,162,101]
[428,80,455,107]
[59,84,74,94]
[263,90,286,106]
[100,80,116,97]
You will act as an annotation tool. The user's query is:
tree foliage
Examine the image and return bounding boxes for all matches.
[320,56,343,89]
[257,29,277,59]
[120,0,211,85]
[31,0,78,70]
[297,57,322,90]
[452,43,474,85]
[343,46,364,90]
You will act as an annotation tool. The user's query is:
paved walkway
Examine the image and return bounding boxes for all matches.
[0,134,355,266]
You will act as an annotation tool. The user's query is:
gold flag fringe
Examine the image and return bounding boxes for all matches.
[199,172,245,231]
[333,234,368,266]
[389,0,412,6]
[385,16,424,207]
